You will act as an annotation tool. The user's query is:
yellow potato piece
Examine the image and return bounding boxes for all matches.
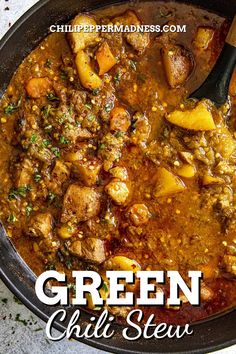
[105,256,141,272]
[166,101,216,131]
[96,41,117,75]
[69,14,100,53]
[193,27,214,50]
[216,127,236,158]
[202,174,225,186]
[154,167,186,198]
[75,50,103,90]
[177,164,196,178]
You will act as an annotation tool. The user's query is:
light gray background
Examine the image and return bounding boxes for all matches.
[0,1,235,353]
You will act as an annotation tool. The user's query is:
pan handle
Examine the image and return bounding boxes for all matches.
[226,14,236,47]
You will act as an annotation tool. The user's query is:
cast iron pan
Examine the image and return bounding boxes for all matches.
[0,1,235,353]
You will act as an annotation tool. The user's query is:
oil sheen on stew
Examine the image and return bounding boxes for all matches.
[0,1,235,325]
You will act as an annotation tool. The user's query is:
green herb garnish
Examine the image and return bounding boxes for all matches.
[7,213,17,223]
[8,186,31,200]
[47,93,60,102]
[25,203,33,217]
[51,147,60,157]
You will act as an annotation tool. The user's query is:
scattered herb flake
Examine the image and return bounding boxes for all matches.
[51,147,60,157]
[26,203,33,217]
[8,186,31,200]
[59,136,69,144]
[129,60,137,71]
[7,213,17,223]
[47,93,60,102]
[45,59,53,68]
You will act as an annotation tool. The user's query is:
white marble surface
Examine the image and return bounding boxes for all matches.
[0,1,235,353]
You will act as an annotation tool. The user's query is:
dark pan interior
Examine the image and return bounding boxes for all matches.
[0,1,236,353]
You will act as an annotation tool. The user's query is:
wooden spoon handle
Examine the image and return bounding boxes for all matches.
[226,15,236,47]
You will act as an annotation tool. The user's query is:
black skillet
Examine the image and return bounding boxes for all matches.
[0,1,236,353]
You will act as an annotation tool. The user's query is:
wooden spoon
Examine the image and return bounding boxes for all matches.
[190,15,236,107]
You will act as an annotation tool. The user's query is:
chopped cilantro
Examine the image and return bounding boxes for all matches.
[8,186,31,200]
[92,88,100,96]
[104,103,113,112]
[68,283,76,294]
[99,143,106,150]
[48,191,56,203]
[15,314,27,326]
[85,103,92,110]
[47,93,60,102]
[45,59,53,68]
[25,203,33,217]
[60,70,67,80]
[7,213,17,223]
[59,136,69,144]
[87,114,96,122]
[4,96,22,115]
[42,139,51,148]
[41,105,51,118]
[114,72,121,83]
[30,134,38,144]
[51,147,60,157]
[129,60,137,71]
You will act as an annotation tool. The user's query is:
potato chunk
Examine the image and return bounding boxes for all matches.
[61,184,100,223]
[177,164,196,178]
[110,107,131,132]
[75,50,103,90]
[27,212,53,238]
[68,14,100,53]
[161,45,193,88]
[69,238,106,264]
[15,158,34,188]
[154,167,186,198]
[104,256,141,272]
[50,160,70,193]
[128,204,151,226]
[105,179,129,204]
[96,41,117,75]
[26,77,51,98]
[166,101,216,131]
[193,27,214,50]
[72,158,102,186]
[202,174,225,186]
[109,166,128,181]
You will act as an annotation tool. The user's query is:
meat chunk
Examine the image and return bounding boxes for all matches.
[126,31,150,53]
[110,107,131,132]
[114,10,149,53]
[193,27,215,50]
[26,77,51,98]
[50,160,70,193]
[72,158,102,186]
[98,132,126,171]
[15,158,34,188]
[161,44,193,88]
[105,179,129,205]
[223,255,236,276]
[68,14,100,53]
[128,204,151,226]
[61,184,100,223]
[69,237,106,264]
[130,112,150,147]
[27,212,53,238]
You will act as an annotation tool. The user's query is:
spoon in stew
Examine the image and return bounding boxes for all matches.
[190,15,236,107]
